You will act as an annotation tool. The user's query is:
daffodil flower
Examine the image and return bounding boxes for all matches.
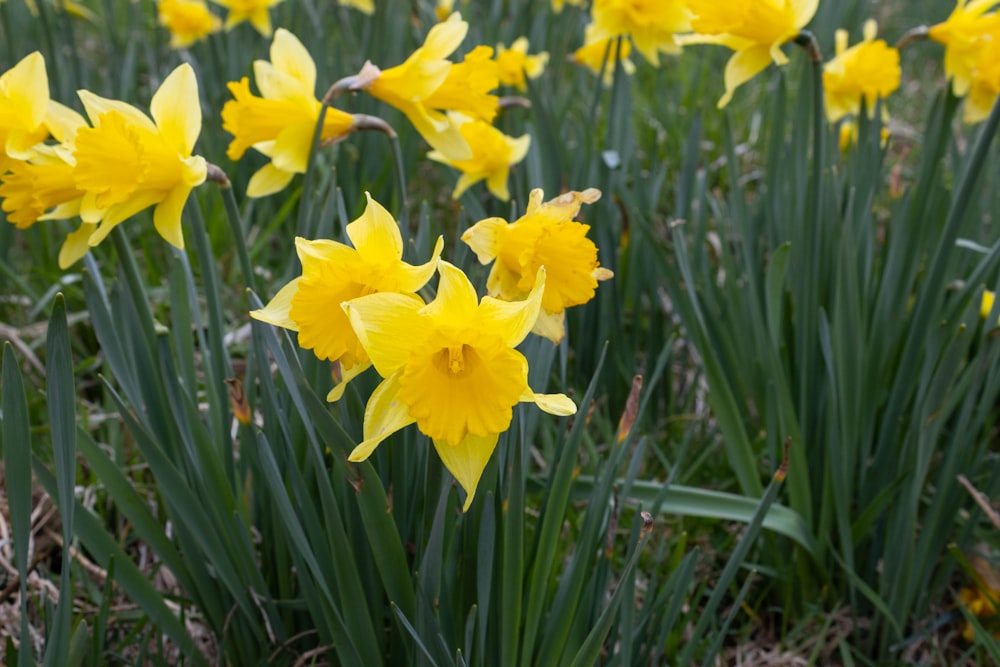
[570,27,636,85]
[250,193,443,401]
[495,37,548,91]
[963,33,1000,123]
[823,20,900,123]
[678,0,819,108]
[587,0,692,66]
[929,0,1000,98]
[157,0,222,49]
[0,51,80,173]
[427,112,530,201]
[347,13,499,159]
[343,261,577,510]
[222,28,359,197]
[72,63,207,250]
[210,0,283,37]
[461,188,614,343]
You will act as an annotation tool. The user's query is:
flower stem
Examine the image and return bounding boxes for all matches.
[208,164,256,291]
[895,26,929,51]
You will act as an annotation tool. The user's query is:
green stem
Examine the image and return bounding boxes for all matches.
[208,165,257,291]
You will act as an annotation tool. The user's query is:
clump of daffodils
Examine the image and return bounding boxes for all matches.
[822,19,900,124]
[252,188,612,510]
[0,54,209,266]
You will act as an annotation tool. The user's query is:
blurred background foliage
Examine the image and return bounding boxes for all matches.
[1,0,1000,664]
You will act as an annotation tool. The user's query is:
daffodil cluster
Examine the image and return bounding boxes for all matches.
[252,189,612,510]
[930,0,1000,123]
[0,53,207,267]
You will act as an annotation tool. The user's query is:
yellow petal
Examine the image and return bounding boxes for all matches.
[77,90,157,134]
[350,372,416,461]
[433,432,499,511]
[295,237,357,276]
[485,169,510,201]
[422,261,479,325]
[421,12,468,60]
[58,222,98,268]
[270,121,316,174]
[522,391,577,416]
[718,45,774,109]
[394,235,445,293]
[153,184,192,249]
[343,292,427,377]
[478,267,546,347]
[247,162,295,197]
[4,51,49,128]
[326,359,371,402]
[530,308,566,343]
[981,289,996,320]
[44,100,87,144]
[250,278,301,331]
[270,28,316,92]
[346,193,404,263]
[461,217,505,264]
[150,63,201,155]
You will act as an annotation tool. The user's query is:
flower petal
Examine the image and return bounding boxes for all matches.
[250,278,301,331]
[422,261,480,324]
[269,121,316,174]
[247,162,295,197]
[152,184,192,249]
[433,432,499,511]
[461,216,506,264]
[150,63,202,155]
[270,28,316,92]
[718,45,774,109]
[530,308,566,343]
[394,235,444,293]
[4,51,49,128]
[346,193,404,263]
[77,90,158,133]
[326,359,371,402]
[343,292,427,377]
[477,267,545,347]
[521,390,577,416]
[350,372,416,461]
[58,222,98,268]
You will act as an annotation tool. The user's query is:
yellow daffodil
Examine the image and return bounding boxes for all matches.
[823,20,900,123]
[0,51,73,173]
[964,37,1000,123]
[587,0,692,66]
[222,28,359,197]
[461,188,614,343]
[72,63,207,250]
[495,38,548,90]
[0,103,96,268]
[958,585,1000,641]
[338,0,373,13]
[210,0,283,37]
[427,112,529,201]
[983,289,999,321]
[343,261,577,510]
[348,13,497,159]
[570,27,636,85]
[550,0,584,13]
[250,193,443,401]
[928,0,1000,97]
[678,0,819,108]
[157,0,222,49]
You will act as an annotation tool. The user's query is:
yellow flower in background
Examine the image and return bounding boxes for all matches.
[434,0,454,22]
[495,37,548,90]
[427,112,530,201]
[571,27,636,85]
[982,289,997,320]
[157,0,222,49]
[587,0,692,66]
[964,36,1000,123]
[0,51,57,173]
[210,0,283,37]
[343,261,577,511]
[251,193,443,401]
[461,188,614,343]
[823,20,900,123]
[339,0,373,13]
[222,28,358,197]
[0,103,93,267]
[928,0,1000,97]
[678,0,819,108]
[551,0,584,13]
[72,63,207,250]
[350,13,497,159]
